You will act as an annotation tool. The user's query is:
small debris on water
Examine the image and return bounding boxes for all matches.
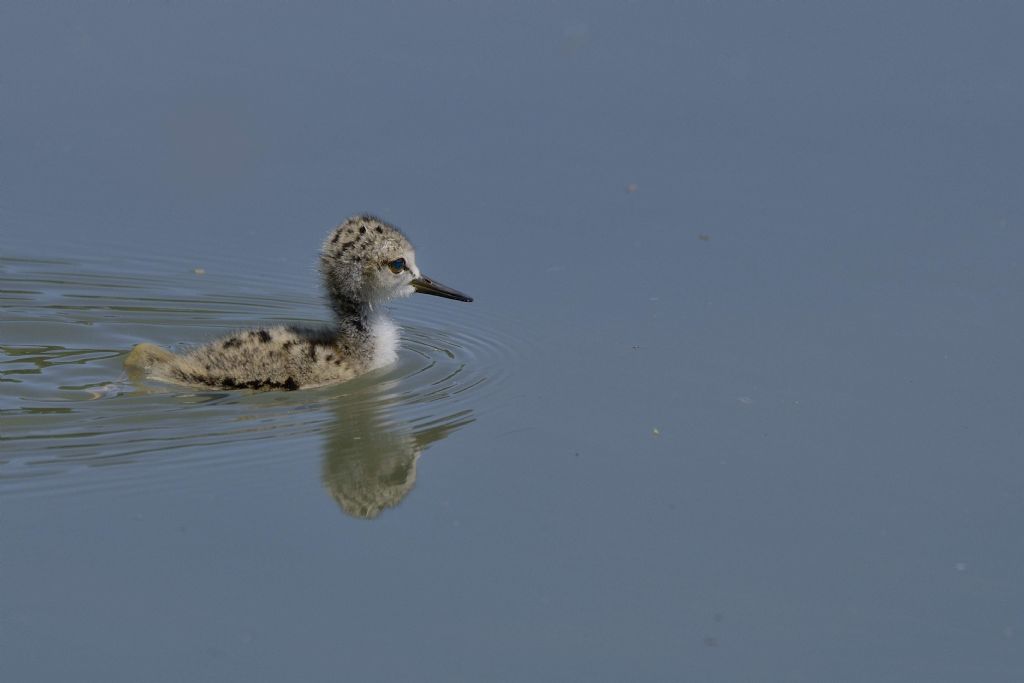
[561,23,590,54]
[954,562,967,572]
[626,183,639,193]
[193,267,206,276]
[652,427,660,436]
[698,233,711,241]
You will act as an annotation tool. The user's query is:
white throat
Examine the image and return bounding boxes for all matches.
[369,312,400,369]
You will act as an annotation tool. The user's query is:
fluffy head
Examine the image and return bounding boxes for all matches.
[320,215,422,309]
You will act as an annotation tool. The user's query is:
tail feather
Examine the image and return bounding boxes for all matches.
[124,343,176,369]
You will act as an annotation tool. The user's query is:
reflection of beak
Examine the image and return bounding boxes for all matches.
[410,275,473,302]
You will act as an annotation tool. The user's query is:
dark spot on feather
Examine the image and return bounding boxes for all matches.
[237,377,299,391]
[257,329,272,343]
[359,226,366,234]
[223,337,241,349]
[331,232,341,244]
[375,226,383,233]
[341,241,354,251]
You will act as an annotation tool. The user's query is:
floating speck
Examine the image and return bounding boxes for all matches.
[626,183,639,193]
[652,428,660,436]
[562,23,590,54]
[193,267,206,276]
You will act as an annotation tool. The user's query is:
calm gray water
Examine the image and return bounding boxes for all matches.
[2,3,1023,681]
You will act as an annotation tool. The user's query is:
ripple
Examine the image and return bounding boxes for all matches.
[0,248,524,502]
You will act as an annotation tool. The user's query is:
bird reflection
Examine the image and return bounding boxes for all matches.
[126,355,474,519]
[319,377,474,519]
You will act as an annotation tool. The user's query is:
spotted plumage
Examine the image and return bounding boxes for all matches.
[125,215,472,390]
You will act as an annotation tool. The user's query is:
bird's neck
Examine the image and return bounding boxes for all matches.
[328,296,398,369]
[329,296,372,335]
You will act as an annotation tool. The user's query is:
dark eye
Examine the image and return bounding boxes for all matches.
[387,258,406,274]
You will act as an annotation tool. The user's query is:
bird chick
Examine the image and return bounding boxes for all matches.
[125,215,472,390]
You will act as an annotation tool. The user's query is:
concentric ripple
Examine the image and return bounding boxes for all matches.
[0,248,523,500]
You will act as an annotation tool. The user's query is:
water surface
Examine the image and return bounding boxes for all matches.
[2,3,1024,681]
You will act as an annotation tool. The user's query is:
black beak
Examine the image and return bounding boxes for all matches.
[410,275,473,302]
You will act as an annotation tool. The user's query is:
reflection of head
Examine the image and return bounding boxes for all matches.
[320,376,474,519]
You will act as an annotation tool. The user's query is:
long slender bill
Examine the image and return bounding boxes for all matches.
[410,275,473,302]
